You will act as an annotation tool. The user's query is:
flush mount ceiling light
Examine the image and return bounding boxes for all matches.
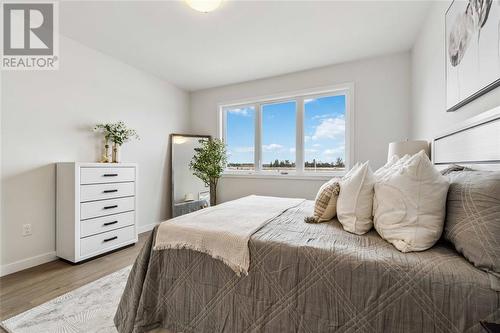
[185,0,222,13]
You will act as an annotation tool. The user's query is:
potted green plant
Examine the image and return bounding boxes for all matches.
[108,121,139,163]
[94,121,139,163]
[189,138,227,206]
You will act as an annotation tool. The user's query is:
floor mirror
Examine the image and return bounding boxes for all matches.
[170,134,211,217]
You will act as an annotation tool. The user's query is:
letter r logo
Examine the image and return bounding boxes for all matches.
[3,3,54,56]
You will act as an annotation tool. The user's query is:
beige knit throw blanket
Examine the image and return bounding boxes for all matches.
[154,195,305,275]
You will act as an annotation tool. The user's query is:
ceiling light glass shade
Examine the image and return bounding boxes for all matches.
[186,0,222,13]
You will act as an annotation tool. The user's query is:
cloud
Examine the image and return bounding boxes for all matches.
[228,107,253,117]
[312,116,345,140]
[304,135,311,142]
[311,114,332,120]
[323,145,345,156]
[312,143,321,148]
[262,143,284,152]
[287,147,317,154]
[233,146,254,153]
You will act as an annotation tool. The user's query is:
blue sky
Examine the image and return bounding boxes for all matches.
[226,106,255,164]
[304,95,346,164]
[262,101,296,164]
[226,95,345,165]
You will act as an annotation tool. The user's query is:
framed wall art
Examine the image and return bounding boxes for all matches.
[446,0,500,111]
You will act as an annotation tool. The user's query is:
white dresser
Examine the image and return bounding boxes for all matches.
[56,162,138,262]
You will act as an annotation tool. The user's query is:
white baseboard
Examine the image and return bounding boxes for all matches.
[0,251,57,277]
[1,224,158,277]
[137,222,159,234]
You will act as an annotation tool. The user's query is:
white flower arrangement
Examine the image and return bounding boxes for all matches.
[94,121,139,146]
[94,121,139,163]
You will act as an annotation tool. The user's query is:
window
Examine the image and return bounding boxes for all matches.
[225,106,255,171]
[220,85,352,177]
[261,101,296,172]
[304,95,346,172]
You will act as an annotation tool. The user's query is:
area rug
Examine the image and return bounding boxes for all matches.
[0,265,132,333]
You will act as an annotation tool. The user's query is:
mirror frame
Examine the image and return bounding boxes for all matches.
[170,133,212,217]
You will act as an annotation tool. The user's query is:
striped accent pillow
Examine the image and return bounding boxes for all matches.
[305,179,341,223]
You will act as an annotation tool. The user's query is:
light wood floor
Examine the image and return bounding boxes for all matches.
[0,231,152,332]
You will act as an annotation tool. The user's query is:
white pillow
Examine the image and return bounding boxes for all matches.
[373,150,450,252]
[372,154,410,216]
[374,154,400,179]
[337,161,375,235]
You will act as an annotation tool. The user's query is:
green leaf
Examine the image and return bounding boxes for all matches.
[189,138,227,187]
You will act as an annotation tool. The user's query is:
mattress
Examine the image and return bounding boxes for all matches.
[115,200,500,333]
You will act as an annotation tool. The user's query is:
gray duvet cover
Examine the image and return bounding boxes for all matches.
[115,201,499,333]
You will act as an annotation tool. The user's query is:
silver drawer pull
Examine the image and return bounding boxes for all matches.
[103,221,118,226]
[103,205,118,210]
[103,236,118,242]
[103,189,118,193]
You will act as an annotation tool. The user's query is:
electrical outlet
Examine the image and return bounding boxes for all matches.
[22,224,32,236]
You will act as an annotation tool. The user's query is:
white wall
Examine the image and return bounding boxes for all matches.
[0,71,3,270]
[190,52,412,202]
[1,36,190,273]
[411,1,500,140]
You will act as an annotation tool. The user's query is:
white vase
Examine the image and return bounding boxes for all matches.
[100,141,111,163]
[106,143,112,162]
[112,144,121,163]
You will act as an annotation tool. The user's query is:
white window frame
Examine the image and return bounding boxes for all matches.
[218,83,355,180]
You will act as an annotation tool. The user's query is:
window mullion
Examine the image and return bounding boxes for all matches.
[255,103,262,172]
[222,108,227,141]
[296,97,304,173]
[345,90,353,170]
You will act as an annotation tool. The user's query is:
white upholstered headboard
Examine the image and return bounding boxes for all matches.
[433,107,500,171]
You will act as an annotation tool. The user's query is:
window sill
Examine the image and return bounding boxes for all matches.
[221,171,344,181]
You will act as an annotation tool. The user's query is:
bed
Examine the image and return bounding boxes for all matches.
[115,109,500,333]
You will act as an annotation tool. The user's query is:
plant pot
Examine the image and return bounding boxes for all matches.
[112,144,121,163]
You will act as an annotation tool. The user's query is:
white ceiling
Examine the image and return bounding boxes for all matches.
[60,1,432,91]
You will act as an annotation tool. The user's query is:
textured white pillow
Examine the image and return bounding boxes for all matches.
[374,154,400,179]
[372,154,410,216]
[337,161,375,235]
[373,150,450,252]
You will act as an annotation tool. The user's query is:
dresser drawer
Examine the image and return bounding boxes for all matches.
[80,225,136,258]
[80,196,135,220]
[80,211,135,238]
[80,182,135,202]
[80,167,135,185]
